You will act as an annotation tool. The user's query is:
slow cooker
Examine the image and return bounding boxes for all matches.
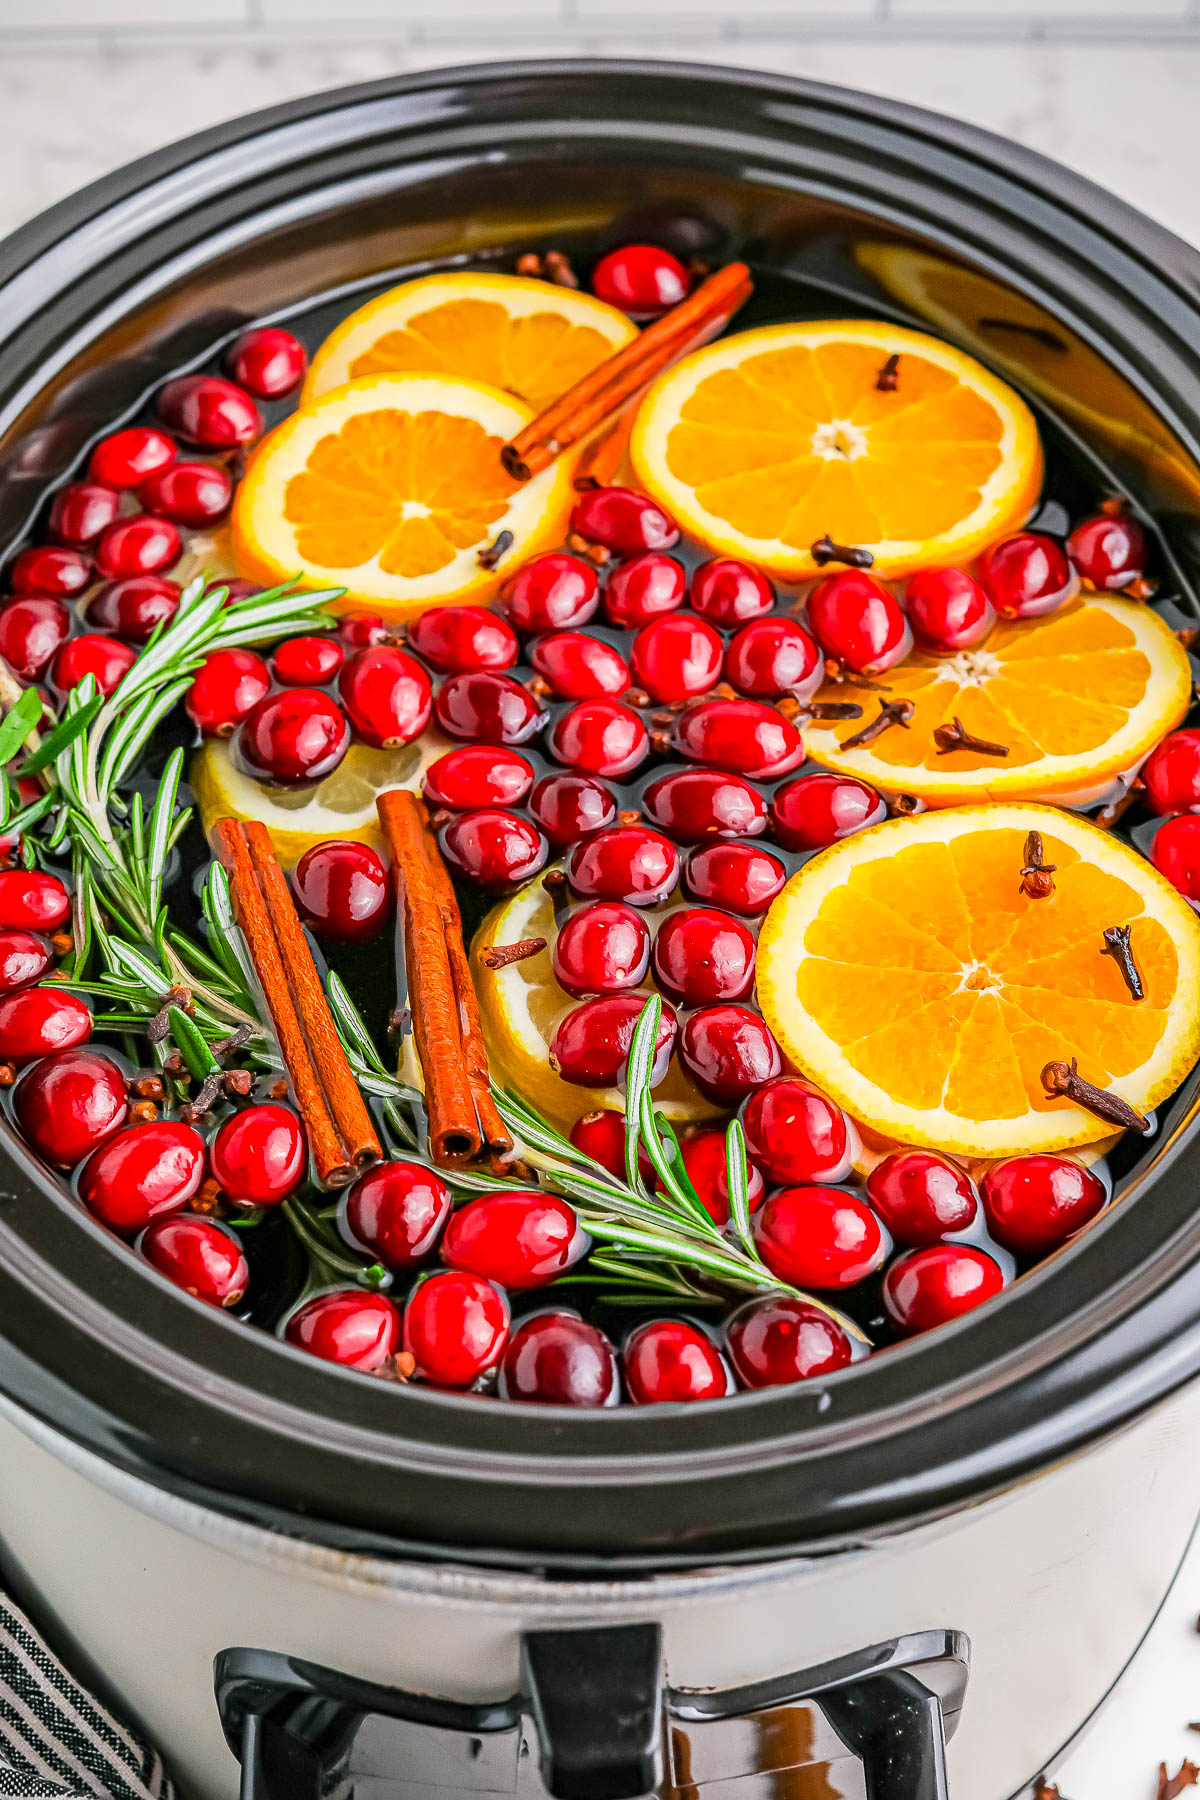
[2,59,1200,1800]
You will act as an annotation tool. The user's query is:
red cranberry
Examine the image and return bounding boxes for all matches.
[726,617,821,699]
[238,688,350,784]
[981,1154,1106,1254]
[1067,512,1148,590]
[643,768,766,842]
[741,1077,851,1186]
[338,646,432,748]
[442,1191,585,1289]
[884,1245,1004,1333]
[435,670,544,744]
[94,514,180,581]
[423,746,534,810]
[691,558,774,626]
[51,633,136,698]
[407,605,519,672]
[439,810,547,887]
[0,988,88,1063]
[1152,814,1200,902]
[79,1119,205,1236]
[530,631,630,700]
[755,1186,886,1289]
[49,482,119,548]
[551,994,677,1088]
[187,647,271,736]
[141,1215,248,1307]
[978,532,1077,619]
[500,553,599,632]
[293,840,391,943]
[339,613,388,647]
[554,901,651,997]
[286,1289,400,1371]
[139,460,233,527]
[770,772,885,851]
[569,1110,653,1181]
[867,1150,977,1246]
[0,871,70,932]
[547,698,648,778]
[10,547,90,599]
[685,843,786,915]
[343,1161,451,1270]
[529,774,617,846]
[680,1127,764,1225]
[592,243,690,319]
[567,824,678,905]
[679,1005,781,1105]
[807,570,911,674]
[272,634,344,686]
[603,553,686,627]
[158,374,263,448]
[90,426,176,490]
[86,575,181,643]
[403,1270,509,1388]
[15,1049,127,1167]
[210,1103,306,1205]
[653,907,755,1006]
[498,1311,618,1406]
[226,326,307,398]
[726,1294,854,1388]
[675,698,804,780]
[904,567,995,652]
[0,931,51,992]
[570,486,679,557]
[0,599,60,686]
[624,1319,730,1403]
[1142,730,1200,816]
[630,615,723,702]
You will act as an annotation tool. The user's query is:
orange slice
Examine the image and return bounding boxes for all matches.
[231,373,575,617]
[303,272,637,413]
[801,596,1190,805]
[756,804,1200,1158]
[630,320,1042,580]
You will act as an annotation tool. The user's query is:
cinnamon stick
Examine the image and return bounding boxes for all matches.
[573,403,638,490]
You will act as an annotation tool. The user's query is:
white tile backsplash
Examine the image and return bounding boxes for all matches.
[0,0,247,20]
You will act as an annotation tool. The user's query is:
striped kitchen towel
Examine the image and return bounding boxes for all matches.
[0,1595,175,1800]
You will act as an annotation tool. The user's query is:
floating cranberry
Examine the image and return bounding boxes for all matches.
[755,1186,886,1289]
[157,374,263,448]
[685,842,786,915]
[867,1150,977,1246]
[94,515,180,581]
[403,1270,509,1388]
[339,613,388,647]
[498,1310,619,1406]
[187,647,272,736]
[424,746,534,811]
[770,772,885,851]
[226,326,307,398]
[630,614,723,702]
[554,901,651,997]
[675,698,804,780]
[1067,512,1148,590]
[570,486,679,557]
[211,1103,306,1205]
[15,1049,127,1167]
[726,1294,854,1388]
[904,567,994,652]
[90,426,176,490]
[51,633,136,697]
[569,1110,652,1180]
[678,1005,781,1105]
[807,570,911,674]
[10,547,90,599]
[407,605,518,673]
[530,631,630,700]
[49,482,119,548]
[238,688,350,785]
[141,1215,248,1307]
[741,1077,851,1186]
[551,994,677,1088]
[0,871,70,933]
[884,1245,1004,1333]
[603,553,686,627]
[139,460,233,527]
[435,670,544,745]
[338,645,432,748]
[529,773,617,846]
[286,1289,401,1371]
[343,1161,451,1270]
[624,1319,730,1403]
[0,931,51,993]
[272,634,343,687]
[292,840,391,943]
[679,1128,764,1225]
[1152,813,1200,903]
[567,824,678,905]
[0,599,65,682]
[642,767,766,842]
[726,617,821,698]
[1141,730,1200,815]
[981,1154,1106,1254]
[439,809,547,887]
[443,1191,585,1289]
[978,532,1077,620]
[653,908,755,1006]
[500,553,599,632]
[690,558,774,626]
[547,698,648,778]
[591,243,690,318]
[79,1119,205,1236]
[86,574,181,643]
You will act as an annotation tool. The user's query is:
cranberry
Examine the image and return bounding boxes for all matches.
[292,840,391,943]
[238,689,350,785]
[1067,512,1148,590]
[1152,813,1200,903]
[624,1319,730,1403]
[630,615,723,702]
[551,994,677,1088]
[529,774,617,846]
[741,1077,851,1186]
[424,746,534,811]
[755,1186,886,1289]
[86,575,181,643]
[570,486,679,557]
[49,482,119,548]
[531,631,630,700]
[866,1150,977,1246]
[674,698,804,780]
[338,646,432,748]
[403,1270,509,1388]
[770,772,885,851]
[569,1110,652,1180]
[141,1215,249,1308]
[211,1103,306,1205]
[685,842,786,915]
[0,931,51,992]
[0,599,65,681]
[726,617,821,699]
[726,1294,854,1388]
[807,570,911,674]
[15,1049,127,1167]
[1141,730,1200,815]
[187,647,271,736]
[407,606,518,673]
[884,1245,1004,1333]
[653,908,755,1006]
[272,634,344,687]
[591,243,690,319]
[90,426,176,490]
[691,558,774,626]
[978,532,1077,619]
[443,1191,585,1289]
[210,578,260,604]
[554,901,651,997]
[286,1289,400,1371]
[157,374,263,448]
[981,1154,1106,1254]
[500,553,599,632]
[567,824,678,905]
[680,1128,764,1225]
[0,987,88,1064]
[79,1119,205,1236]
[904,567,995,652]
[603,553,686,627]
[339,613,388,647]
[51,633,136,698]
[642,768,766,842]
[440,809,548,887]
[226,326,307,398]
[10,547,90,599]
[498,1311,619,1406]
[679,1005,781,1105]
[343,1161,451,1270]
[139,460,233,527]
[0,871,70,932]
[94,515,180,581]
[435,670,544,744]
[547,699,648,778]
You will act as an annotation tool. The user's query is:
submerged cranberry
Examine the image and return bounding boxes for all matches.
[442,1191,585,1289]
[86,575,181,643]
[546,698,648,778]
[591,243,690,319]
[187,648,271,736]
[435,670,544,744]
[226,326,307,398]
[293,840,391,943]
[685,842,785,915]
[286,1289,400,1370]
[680,1128,764,1225]
[0,986,90,1063]
[407,605,519,673]
[530,631,630,700]
[49,482,119,548]
[742,1077,851,1186]
[643,768,766,842]
[770,773,885,851]
[272,634,344,687]
[978,532,1077,619]
[338,645,432,748]
[1067,511,1148,589]
[1142,731,1200,816]
[570,486,679,557]
[343,1161,451,1270]
[500,553,599,632]
[79,1119,205,1236]
[653,908,755,1007]
[755,1186,886,1289]
[0,931,51,993]
[690,558,774,626]
[726,617,821,698]
[905,567,994,652]
[675,698,804,780]
[624,1319,730,1403]
[528,773,617,846]
[0,870,70,933]
[499,1311,619,1406]
[867,1150,977,1246]
[1152,813,1200,903]
[567,824,678,905]
[0,598,69,681]
[423,745,534,811]
[90,426,176,490]
[339,614,388,647]
[15,1049,127,1167]
[726,1294,854,1388]
[239,689,350,785]
[440,810,547,887]
[551,994,677,1088]
[554,901,651,998]
[10,547,90,599]
[141,1215,249,1307]
[158,374,263,447]
[51,632,136,697]
[211,1104,306,1205]
[94,514,181,580]
[678,1005,781,1104]
[807,570,911,674]
[603,553,686,627]
[884,1245,1004,1333]
[981,1154,1106,1253]
[630,614,723,701]
[403,1270,510,1388]
[139,460,232,527]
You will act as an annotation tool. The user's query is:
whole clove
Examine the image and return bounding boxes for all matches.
[841,698,914,749]
[516,249,578,288]
[1019,830,1056,900]
[934,716,1009,758]
[1101,924,1144,1000]
[875,352,900,392]
[147,984,193,1044]
[811,534,874,570]
[476,529,515,571]
[1041,1057,1150,1133]
[481,937,547,970]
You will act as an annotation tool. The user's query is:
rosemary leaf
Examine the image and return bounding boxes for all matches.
[623,995,661,1194]
[169,1005,219,1079]
[724,1117,757,1264]
[0,687,45,766]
